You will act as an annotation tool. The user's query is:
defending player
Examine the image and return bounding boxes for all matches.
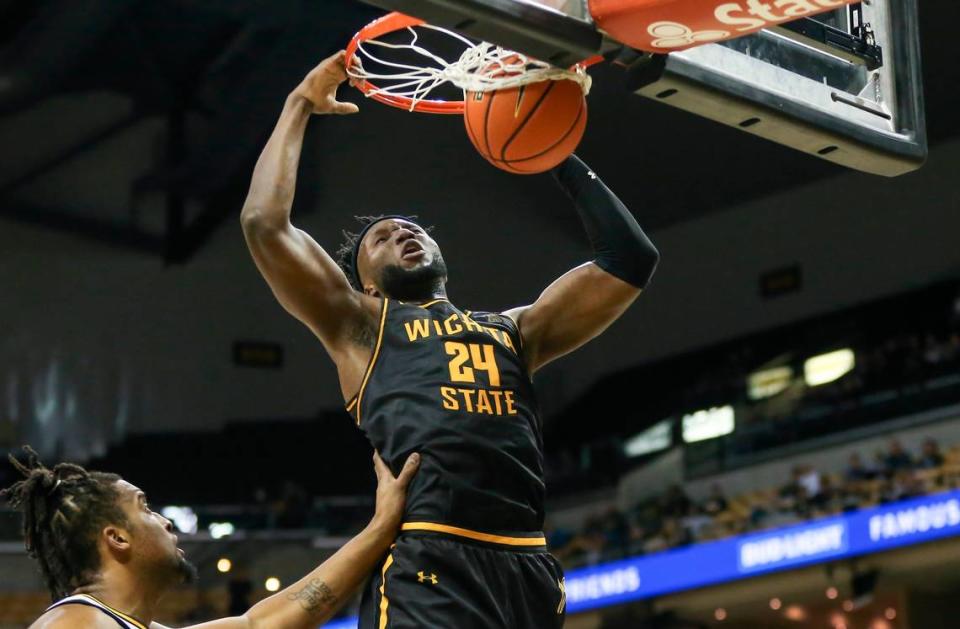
[3,446,419,629]
[241,51,659,628]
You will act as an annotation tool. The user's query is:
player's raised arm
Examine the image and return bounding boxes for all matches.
[504,155,660,373]
[240,51,366,355]
[174,452,419,629]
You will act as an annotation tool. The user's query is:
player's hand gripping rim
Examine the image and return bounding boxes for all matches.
[293,50,360,115]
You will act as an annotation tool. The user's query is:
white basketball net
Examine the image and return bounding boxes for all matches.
[347,24,592,111]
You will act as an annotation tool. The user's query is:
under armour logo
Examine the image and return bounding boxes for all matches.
[647,21,729,48]
[417,571,438,585]
[587,170,597,179]
[557,578,566,614]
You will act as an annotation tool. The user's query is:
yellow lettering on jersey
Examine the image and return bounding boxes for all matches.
[444,315,464,335]
[488,390,505,414]
[505,390,517,415]
[437,387,518,416]
[403,315,518,356]
[404,319,431,342]
[475,389,493,414]
[440,386,459,410]
[458,388,476,412]
[445,342,475,383]
[469,344,501,386]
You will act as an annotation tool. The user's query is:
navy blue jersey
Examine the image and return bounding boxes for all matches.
[347,298,545,533]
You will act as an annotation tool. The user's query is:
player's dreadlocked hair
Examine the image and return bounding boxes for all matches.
[1,446,128,601]
[335,215,433,291]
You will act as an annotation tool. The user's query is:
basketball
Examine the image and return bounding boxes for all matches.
[463,78,587,174]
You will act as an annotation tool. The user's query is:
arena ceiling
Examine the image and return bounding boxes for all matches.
[0,0,957,263]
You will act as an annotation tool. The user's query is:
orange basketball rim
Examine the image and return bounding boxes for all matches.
[345,11,601,115]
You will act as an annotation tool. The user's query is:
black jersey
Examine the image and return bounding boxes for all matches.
[347,298,545,533]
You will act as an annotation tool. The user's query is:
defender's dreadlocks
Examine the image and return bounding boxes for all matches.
[335,215,433,291]
[1,446,128,601]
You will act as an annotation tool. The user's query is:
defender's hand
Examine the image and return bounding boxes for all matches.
[371,451,420,532]
[293,50,360,115]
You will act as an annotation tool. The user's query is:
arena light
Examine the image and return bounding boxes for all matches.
[747,366,794,400]
[208,522,236,539]
[217,558,232,573]
[160,506,198,535]
[623,419,673,457]
[681,406,734,443]
[265,577,281,592]
[804,349,855,386]
[784,605,807,622]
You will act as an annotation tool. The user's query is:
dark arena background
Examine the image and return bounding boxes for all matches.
[2,0,960,627]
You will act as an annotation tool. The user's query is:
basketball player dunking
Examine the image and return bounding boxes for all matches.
[241,51,659,628]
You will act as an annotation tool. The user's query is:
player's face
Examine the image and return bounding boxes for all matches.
[114,481,197,585]
[358,219,448,299]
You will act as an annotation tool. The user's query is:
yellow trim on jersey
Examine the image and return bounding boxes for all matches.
[417,298,449,309]
[356,298,390,426]
[401,522,546,546]
[345,397,358,413]
[81,595,149,629]
[378,550,395,629]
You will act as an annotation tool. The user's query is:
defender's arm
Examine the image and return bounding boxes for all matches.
[240,51,366,356]
[175,453,419,629]
[505,155,659,373]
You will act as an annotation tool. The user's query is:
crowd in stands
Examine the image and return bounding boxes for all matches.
[545,285,960,493]
[548,437,960,568]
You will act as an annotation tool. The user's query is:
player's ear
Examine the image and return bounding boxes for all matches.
[103,525,132,554]
[365,284,381,298]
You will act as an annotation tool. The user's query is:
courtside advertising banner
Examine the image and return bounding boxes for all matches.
[322,490,960,625]
[563,489,960,613]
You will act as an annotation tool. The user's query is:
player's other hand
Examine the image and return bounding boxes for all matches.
[292,50,360,115]
[371,451,420,533]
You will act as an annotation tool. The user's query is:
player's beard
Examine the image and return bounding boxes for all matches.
[148,553,198,588]
[176,556,199,584]
[379,253,448,302]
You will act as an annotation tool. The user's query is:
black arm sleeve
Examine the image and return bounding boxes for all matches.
[551,155,660,289]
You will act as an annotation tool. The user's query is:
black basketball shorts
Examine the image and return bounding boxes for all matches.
[358,526,566,629]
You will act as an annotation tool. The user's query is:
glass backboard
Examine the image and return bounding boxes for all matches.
[359,0,926,176]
